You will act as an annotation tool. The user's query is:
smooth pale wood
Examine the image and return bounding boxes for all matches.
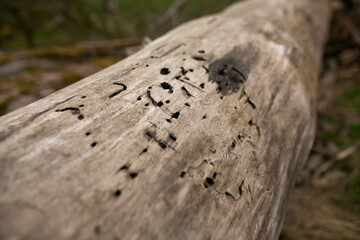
[0,0,330,239]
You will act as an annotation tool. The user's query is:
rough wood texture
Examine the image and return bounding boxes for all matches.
[0,0,330,239]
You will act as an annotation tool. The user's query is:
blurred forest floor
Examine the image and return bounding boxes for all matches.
[0,0,359,239]
[280,1,360,239]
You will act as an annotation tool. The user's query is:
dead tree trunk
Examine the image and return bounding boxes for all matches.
[0,0,330,239]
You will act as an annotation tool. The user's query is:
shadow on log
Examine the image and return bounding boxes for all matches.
[0,0,330,239]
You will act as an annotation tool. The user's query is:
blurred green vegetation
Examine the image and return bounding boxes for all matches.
[320,83,360,148]
[320,81,360,211]
[0,0,239,50]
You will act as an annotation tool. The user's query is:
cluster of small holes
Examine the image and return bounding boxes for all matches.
[61,48,255,203]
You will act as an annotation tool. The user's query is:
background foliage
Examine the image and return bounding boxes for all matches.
[0,0,238,49]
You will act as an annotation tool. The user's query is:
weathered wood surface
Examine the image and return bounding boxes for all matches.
[0,0,330,239]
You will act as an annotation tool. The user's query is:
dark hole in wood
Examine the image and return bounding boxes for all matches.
[239,180,244,196]
[114,189,121,197]
[204,177,215,188]
[146,131,156,139]
[119,165,129,171]
[181,86,192,97]
[247,99,256,109]
[225,192,236,200]
[192,56,206,61]
[169,134,177,141]
[181,67,187,75]
[158,141,167,149]
[160,82,173,93]
[129,173,138,179]
[160,68,170,75]
[57,107,80,115]
[172,112,180,119]
[206,177,214,185]
[202,65,209,73]
[109,83,127,99]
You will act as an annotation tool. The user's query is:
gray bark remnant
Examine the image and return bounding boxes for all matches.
[0,0,330,239]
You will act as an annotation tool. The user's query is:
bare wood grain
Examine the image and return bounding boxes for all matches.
[0,0,330,239]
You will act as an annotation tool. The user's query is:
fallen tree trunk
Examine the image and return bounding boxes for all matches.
[0,0,330,239]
